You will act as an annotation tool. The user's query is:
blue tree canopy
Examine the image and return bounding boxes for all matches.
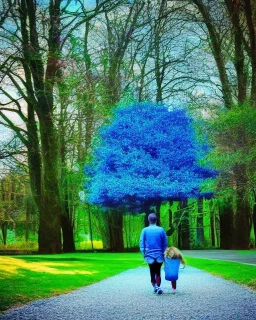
[85,102,217,210]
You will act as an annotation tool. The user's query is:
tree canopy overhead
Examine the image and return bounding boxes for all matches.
[85,102,217,211]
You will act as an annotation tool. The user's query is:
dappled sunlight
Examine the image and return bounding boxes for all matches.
[0,257,98,277]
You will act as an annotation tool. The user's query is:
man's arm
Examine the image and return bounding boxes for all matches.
[162,229,168,253]
[139,229,145,256]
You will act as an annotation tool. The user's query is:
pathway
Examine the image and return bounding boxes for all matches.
[1,265,255,320]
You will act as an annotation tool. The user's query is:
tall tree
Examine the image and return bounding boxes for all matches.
[0,0,125,253]
[190,0,256,248]
[85,102,217,250]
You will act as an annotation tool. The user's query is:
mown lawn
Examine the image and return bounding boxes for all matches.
[185,256,256,290]
[0,252,143,313]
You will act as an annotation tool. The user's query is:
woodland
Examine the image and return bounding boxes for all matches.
[0,0,256,253]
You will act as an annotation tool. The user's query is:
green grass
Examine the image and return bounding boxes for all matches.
[0,252,143,313]
[237,250,256,255]
[185,256,256,290]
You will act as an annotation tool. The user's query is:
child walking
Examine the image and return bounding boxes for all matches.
[164,246,185,294]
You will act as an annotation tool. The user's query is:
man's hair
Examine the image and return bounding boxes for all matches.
[148,213,157,224]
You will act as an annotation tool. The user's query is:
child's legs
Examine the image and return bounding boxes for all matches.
[171,280,177,289]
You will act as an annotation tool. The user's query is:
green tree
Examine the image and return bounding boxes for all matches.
[0,0,125,253]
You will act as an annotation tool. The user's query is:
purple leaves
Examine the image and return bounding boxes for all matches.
[85,102,217,210]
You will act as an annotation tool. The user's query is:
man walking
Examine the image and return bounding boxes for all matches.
[139,213,168,294]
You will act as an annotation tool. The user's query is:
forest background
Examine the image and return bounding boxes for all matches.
[0,0,256,254]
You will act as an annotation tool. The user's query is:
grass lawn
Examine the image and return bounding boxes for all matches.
[0,252,143,313]
[1,252,256,314]
[237,250,256,254]
[185,256,256,291]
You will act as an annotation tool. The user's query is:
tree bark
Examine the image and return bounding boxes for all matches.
[107,209,124,252]
[61,212,75,253]
[225,0,247,104]
[155,202,161,226]
[219,202,234,249]
[26,0,62,253]
[196,198,204,246]
[1,223,7,245]
[38,115,62,253]
[193,0,233,109]
[233,164,250,249]
[252,203,256,247]
[243,0,256,107]
[179,200,190,249]
[209,200,217,247]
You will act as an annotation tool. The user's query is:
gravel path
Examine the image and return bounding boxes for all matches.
[1,266,255,320]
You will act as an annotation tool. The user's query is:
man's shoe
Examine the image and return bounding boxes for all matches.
[171,289,176,294]
[153,284,158,293]
[157,287,163,294]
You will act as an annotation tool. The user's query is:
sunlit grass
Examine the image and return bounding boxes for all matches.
[0,256,98,276]
[0,242,38,251]
[0,240,104,251]
[75,240,103,250]
[185,256,256,291]
[0,252,143,313]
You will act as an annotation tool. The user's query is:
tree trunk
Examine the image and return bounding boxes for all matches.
[87,204,94,250]
[209,200,217,247]
[155,202,161,226]
[25,201,30,243]
[252,204,256,248]
[233,164,250,249]
[243,0,256,107]
[168,202,173,227]
[61,213,75,253]
[1,223,7,245]
[166,201,176,236]
[107,63,121,105]
[225,0,247,104]
[196,198,204,246]
[27,102,42,210]
[219,202,234,249]
[193,0,233,109]
[107,209,124,252]
[38,115,62,253]
[179,200,190,249]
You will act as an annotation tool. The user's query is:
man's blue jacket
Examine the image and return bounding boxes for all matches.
[139,224,168,264]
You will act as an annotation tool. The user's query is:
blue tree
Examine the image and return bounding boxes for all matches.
[85,102,217,212]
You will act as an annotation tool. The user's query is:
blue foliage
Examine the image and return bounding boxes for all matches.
[84,102,217,210]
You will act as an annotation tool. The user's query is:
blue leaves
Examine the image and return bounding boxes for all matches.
[85,102,217,209]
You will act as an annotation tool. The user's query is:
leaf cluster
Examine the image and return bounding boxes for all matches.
[85,102,217,210]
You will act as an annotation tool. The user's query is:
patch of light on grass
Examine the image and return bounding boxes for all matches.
[0,257,98,277]
[76,240,103,250]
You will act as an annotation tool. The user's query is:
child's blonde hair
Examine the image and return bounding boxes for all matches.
[164,246,186,264]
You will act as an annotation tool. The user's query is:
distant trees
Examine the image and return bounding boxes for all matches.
[0,0,126,253]
[0,172,26,245]
[189,0,256,248]
[1,0,255,251]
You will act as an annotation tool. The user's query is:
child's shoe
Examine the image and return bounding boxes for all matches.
[153,284,158,293]
[171,288,176,294]
[157,287,163,294]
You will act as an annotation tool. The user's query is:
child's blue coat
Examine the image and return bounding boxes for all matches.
[164,258,180,281]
